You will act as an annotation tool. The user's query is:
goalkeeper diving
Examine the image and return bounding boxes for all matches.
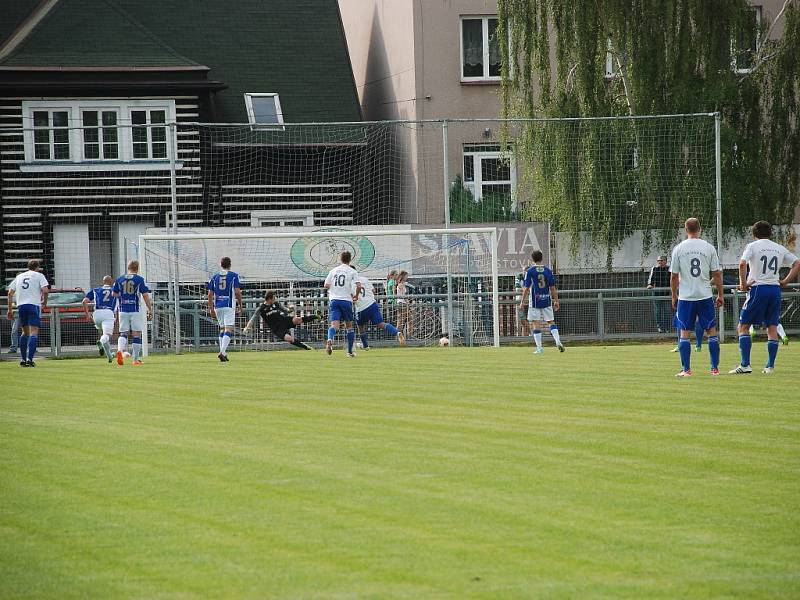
[243,291,321,349]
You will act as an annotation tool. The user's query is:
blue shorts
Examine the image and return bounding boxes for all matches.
[676,298,716,331]
[740,285,781,327]
[357,303,384,327]
[18,304,41,328]
[329,299,354,323]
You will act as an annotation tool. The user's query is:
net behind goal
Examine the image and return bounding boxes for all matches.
[139,227,499,353]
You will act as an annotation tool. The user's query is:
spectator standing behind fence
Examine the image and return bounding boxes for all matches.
[515,272,530,336]
[647,255,671,333]
[395,271,411,337]
[385,269,398,321]
[6,315,20,354]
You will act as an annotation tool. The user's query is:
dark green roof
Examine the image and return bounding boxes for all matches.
[0,0,41,49]
[0,0,203,68]
[0,0,362,123]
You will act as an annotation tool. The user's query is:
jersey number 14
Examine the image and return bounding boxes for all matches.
[760,255,778,275]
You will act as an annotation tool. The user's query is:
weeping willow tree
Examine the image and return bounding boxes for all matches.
[498,0,800,260]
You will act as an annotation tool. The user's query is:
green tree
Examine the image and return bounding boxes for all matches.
[499,0,800,255]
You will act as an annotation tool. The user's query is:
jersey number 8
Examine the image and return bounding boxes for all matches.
[690,258,701,277]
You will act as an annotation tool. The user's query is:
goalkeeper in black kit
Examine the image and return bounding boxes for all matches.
[243,291,320,349]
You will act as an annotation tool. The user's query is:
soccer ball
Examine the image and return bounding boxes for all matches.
[438,336,450,347]
[122,351,132,358]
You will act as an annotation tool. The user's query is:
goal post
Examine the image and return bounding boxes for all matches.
[139,226,500,354]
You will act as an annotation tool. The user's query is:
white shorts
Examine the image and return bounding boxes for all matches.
[93,309,115,336]
[527,306,555,323]
[119,311,145,333]
[215,307,235,328]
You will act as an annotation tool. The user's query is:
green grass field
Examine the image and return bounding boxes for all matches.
[1,343,798,599]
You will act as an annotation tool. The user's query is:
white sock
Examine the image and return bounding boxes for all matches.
[749,324,755,335]
[218,333,224,353]
[221,333,231,354]
[550,327,562,345]
[777,323,786,339]
[118,336,128,353]
[533,331,542,348]
[100,334,111,356]
[132,343,141,361]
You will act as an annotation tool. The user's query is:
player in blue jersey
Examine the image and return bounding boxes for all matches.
[207,257,243,362]
[112,260,153,366]
[518,250,564,354]
[82,275,118,362]
[324,251,362,357]
[351,266,406,350]
[729,221,800,374]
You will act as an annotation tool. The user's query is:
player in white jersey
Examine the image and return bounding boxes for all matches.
[669,218,723,377]
[82,275,119,363]
[729,221,800,374]
[324,251,362,357]
[6,259,49,367]
[352,268,406,349]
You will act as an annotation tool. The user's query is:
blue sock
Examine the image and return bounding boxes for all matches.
[28,335,38,361]
[384,323,398,336]
[738,334,752,367]
[19,335,29,361]
[695,322,705,348]
[346,330,355,353]
[360,333,369,348]
[707,336,720,369]
[766,339,779,368]
[327,327,336,341]
[678,338,692,371]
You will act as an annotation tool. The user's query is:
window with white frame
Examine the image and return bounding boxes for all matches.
[131,108,167,159]
[732,5,762,73]
[81,109,119,160]
[244,93,284,128]
[460,16,501,81]
[463,144,516,205]
[32,109,70,160]
[21,100,175,168]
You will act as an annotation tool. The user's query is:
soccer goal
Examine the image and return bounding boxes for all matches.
[138,227,500,354]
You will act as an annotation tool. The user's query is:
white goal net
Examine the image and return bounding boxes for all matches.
[139,227,499,353]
